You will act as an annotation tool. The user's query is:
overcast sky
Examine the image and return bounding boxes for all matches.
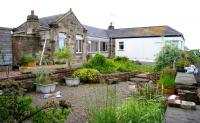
[0,0,199,49]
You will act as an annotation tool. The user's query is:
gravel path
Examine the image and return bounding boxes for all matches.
[26,82,130,123]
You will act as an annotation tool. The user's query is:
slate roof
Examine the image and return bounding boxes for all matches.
[83,25,108,38]
[15,11,183,39]
[0,27,12,65]
[16,14,64,32]
[107,26,183,38]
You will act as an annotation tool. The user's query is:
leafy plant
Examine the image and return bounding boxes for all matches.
[35,70,52,85]
[155,44,179,71]
[83,54,116,74]
[35,51,49,65]
[72,68,100,83]
[162,67,176,76]
[54,47,72,66]
[20,55,36,64]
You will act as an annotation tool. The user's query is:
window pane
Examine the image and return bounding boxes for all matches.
[79,40,82,52]
[100,42,108,51]
[58,33,66,49]
[91,41,98,52]
[119,42,124,50]
[76,40,79,52]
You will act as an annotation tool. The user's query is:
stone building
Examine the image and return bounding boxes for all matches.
[13,9,88,66]
[1,8,184,66]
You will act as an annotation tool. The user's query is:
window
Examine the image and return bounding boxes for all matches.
[100,42,108,52]
[88,41,98,52]
[58,32,66,49]
[119,42,124,50]
[76,35,83,53]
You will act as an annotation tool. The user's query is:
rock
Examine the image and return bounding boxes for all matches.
[107,78,118,84]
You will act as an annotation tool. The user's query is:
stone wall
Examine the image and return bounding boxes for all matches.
[12,34,41,65]
[99,71,141,82]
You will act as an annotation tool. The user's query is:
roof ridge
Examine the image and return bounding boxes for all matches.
[112,25,168,30]
[83,25,107,30]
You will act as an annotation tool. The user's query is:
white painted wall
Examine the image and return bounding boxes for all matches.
[115,36,184,62]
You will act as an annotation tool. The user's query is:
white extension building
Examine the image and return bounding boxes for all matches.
[86,25,185,62]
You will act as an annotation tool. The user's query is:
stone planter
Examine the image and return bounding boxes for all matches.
[36,83,56,94]
[64,77,80,86]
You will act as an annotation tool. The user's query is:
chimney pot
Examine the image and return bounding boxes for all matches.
[31,10,34,15]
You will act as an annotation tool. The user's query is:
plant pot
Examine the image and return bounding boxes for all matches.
[27,62,36,67]
[36,83,56,93]
[162,87,174,95]
[64,77,80,86]
[176,66,185,72]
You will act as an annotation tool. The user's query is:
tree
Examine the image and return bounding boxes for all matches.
[155,44,179,71]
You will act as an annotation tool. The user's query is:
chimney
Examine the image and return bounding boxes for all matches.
[108,22,114,30]
[26,10,39,34]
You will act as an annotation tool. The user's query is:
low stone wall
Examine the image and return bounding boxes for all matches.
[99,71,141,82]
[0,68,75,92]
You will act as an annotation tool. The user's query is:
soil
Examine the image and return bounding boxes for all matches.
[26,82,131,123]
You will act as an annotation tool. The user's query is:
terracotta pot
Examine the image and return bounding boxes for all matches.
[27,62,36,67]
[163,87,174,95]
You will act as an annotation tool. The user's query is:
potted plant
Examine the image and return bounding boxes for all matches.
[20,55,36,67]
[175,59,189,72]
[54,47,72,67]
[35,70,56,93]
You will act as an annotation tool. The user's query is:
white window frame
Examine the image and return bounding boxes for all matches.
[76,35,83,53]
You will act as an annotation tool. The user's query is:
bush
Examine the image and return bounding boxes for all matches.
[73,68,100,83]
[155,44,179,71]
[114,57,134,72]
[83,54,116,74]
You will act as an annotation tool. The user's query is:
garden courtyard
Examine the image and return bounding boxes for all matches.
[1,44,200,123]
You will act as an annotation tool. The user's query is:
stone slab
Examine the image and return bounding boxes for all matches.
[164,106,200,123]
[129,77,150,82]
[175,72,197,85]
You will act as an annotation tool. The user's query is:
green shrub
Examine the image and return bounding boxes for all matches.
[176,59,190,67]
[113,56,129,62]
[113,57,134,72]
[73,68,100,83]
[32,108,71,123]
[20,55,36,64]
[83,54,116,74]
[155,44,179,71]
